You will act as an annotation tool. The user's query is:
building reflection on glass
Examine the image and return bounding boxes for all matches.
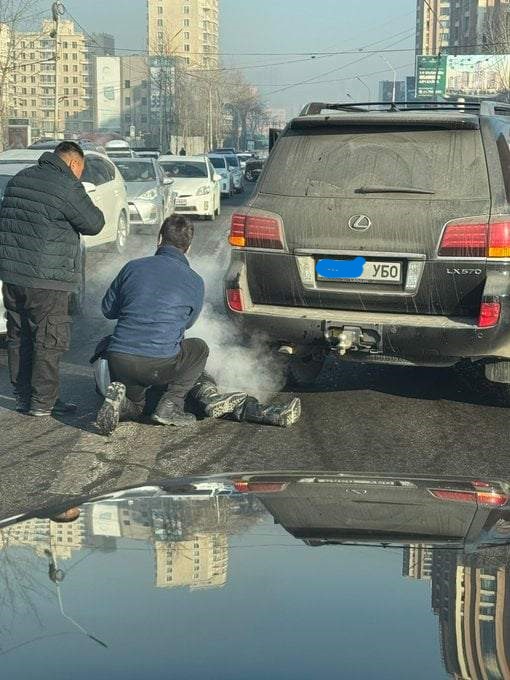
[404,544,510,679]
[0,494,262,592]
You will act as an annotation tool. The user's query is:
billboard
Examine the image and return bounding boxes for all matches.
[417,54,510,99]
[95,56,121,131]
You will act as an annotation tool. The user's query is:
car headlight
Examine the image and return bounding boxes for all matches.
[196,185,211,196]
[138,188,158,200]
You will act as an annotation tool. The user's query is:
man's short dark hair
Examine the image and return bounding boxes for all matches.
[55,141,84,159]
[159,214,194,252]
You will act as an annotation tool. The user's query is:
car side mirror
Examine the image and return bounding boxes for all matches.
[82,181,96,193]
[213,173,221,181]
[163,177,174,185]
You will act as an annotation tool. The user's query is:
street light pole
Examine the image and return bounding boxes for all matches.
[51,2,61,138]
[356,76,371,101]
[381,55,397,104]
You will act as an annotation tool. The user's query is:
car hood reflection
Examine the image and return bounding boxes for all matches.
[1,472,510,679]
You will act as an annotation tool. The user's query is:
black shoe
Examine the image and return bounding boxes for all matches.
[152,398,197,427]
[96,382,126,435]
[15,396,30,414]
[52,399,78,415]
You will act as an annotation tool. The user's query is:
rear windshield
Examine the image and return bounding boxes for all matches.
[209,157,226,169]
[260,127,489,199]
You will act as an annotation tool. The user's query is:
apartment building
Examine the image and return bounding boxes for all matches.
[147,0,219,68]
[416,0,510,55]
[8,19,93,138]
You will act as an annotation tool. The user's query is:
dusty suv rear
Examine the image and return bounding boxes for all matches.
[225,101,510,389]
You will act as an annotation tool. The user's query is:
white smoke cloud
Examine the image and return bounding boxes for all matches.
[190,252,286,402]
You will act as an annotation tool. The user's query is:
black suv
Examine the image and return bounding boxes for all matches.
[225,101,510,391]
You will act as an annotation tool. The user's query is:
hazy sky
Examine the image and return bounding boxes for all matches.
[59,0,417,115]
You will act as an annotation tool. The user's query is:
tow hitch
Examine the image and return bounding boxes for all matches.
[323,323,382,356]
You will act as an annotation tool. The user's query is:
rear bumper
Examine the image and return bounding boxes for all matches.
[225,262,510,363]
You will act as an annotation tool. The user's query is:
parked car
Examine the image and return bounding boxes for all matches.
[159,155,221,220]
[224,154,244,193]
[113,158,174,232]
[208,154,234,197]
[225,100,510,397]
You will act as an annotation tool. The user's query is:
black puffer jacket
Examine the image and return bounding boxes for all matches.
[0,152,105,291]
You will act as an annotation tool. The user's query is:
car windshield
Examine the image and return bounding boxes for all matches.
[160,161,208,178]
[209,156,226,170]
[225,155,240,168]
[115,161,156,181]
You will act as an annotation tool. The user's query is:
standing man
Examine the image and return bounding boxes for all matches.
[0,142,105,416]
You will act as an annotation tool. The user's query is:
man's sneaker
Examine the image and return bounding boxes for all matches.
[52,399,78,415]
[15,396,30,414]
[152,398,197,427]
[96,382,126,435]
[28,399,78,418]
[204,392,247,419]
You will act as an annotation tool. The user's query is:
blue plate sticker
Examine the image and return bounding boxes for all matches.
[316,256,366,279]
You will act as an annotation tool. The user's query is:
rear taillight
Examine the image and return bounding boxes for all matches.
[488,220,510,258]
[478,300,501,328]
[429,488,508,507]
[226,288,244,312]
[438,221,488,257]
[233,481,287,493]
[438,217,510,258]
[229,212,284,249]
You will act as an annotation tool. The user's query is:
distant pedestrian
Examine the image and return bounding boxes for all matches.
[0,142,105,417]
[179,147,186,156]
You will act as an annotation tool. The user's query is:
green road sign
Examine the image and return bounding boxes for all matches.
[416,55,447,99]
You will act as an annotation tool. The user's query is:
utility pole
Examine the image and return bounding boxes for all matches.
[381,55,397,104]
[51,2,64,138]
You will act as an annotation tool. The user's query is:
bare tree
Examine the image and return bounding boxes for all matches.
[222,71,265,150]
[0,0,43,148]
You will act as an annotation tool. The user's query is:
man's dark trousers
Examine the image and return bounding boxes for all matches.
[3,284,71,409]
[107,338,209,412]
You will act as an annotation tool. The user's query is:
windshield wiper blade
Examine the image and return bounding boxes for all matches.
[355,185,435,195]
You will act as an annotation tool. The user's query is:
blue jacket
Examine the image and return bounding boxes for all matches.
[102,246,204,358]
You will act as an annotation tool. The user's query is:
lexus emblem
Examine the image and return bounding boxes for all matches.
[348,215,372,232]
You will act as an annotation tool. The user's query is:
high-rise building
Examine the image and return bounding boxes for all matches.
[154,533,228,590]
[120,55,151,140]
[416,0,510,56]
[7,19,93,138]
[0,515,86,560]
[378,79,406,102]
[147,0,219,68]
[403,544,434,580]
[90,33,115,57]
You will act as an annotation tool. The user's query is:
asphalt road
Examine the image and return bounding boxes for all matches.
[0,188,509,519]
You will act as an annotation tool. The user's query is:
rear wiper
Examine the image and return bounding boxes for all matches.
[355,185,435,195]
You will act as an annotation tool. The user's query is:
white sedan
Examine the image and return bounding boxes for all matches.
[159,155,221,220]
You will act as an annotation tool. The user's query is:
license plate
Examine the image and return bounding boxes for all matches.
[317,259,402,284]
[176,198,187,207]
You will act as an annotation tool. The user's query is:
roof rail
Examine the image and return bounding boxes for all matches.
[299,101,485,116]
